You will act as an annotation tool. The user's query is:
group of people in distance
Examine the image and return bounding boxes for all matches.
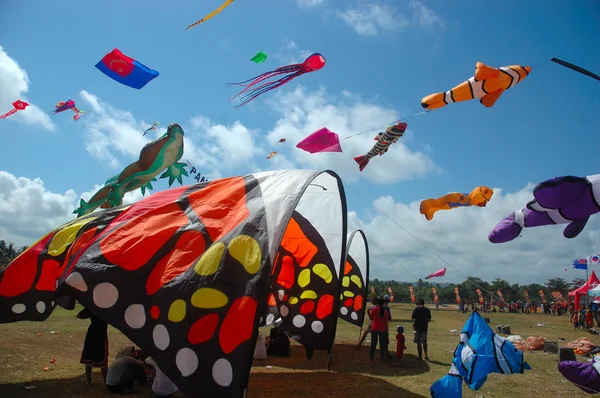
[356,295,432,363]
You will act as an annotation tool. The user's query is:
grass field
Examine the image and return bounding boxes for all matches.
[0,303,596,397]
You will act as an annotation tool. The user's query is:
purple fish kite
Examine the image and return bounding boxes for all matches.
[489,174,600,243]
[296,127,342,154]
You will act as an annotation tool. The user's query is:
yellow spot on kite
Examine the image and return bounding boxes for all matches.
[194,242,225,276]
[191,288,229,309]
[289,297,299,305]
[350,275,362,288]
[343,291,355,298]
[227,235,261,274]
[342,276,350,287]
[48,217,97,256]
[312,263,332,283]
[168,299,186,322]
[298,269,311,288]
[300,290,317,299]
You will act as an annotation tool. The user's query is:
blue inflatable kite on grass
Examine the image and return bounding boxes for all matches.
[430,311,531,397]
[95,48,159,89]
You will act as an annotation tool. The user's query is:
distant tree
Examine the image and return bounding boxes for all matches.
[545,277,570,295]
[0,240,28,269]
[571,278,587,290]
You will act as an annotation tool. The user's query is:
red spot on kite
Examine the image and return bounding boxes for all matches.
[344,261,352,275]
[35,259,61,292]
[150,305,160,320]
[100,202,188,271]
[344,298,353,308]
[353,295,363,312]
[0,233,53,297]
[277,256,295,289]
[267,293,276,307]
[219,296,257,354]
[63,226,100,276]
[146,230,206,295]
[279,217,317,268]
[300,301,315,314]
[316,294,334,320]
[111,186,187,226]
[188,313,220,344]
[187,177,249,243]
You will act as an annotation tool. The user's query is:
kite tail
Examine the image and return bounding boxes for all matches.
[233,74,298,108]
[550,58,600,81]
[353,155,370,172]
[227,69,300,103]
[226,65,302,87]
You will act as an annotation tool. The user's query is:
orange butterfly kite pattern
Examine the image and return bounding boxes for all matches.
[421,62,531,110]
[0,169,348,398]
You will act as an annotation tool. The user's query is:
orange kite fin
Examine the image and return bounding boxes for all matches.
[480,89,504,108]
[474,62,499,81]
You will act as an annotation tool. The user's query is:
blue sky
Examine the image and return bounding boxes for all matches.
[0,0,599,283]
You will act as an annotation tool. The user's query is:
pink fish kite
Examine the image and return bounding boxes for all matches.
[0,100,29,119]
[425,267,446,279]
[296,127,342,154]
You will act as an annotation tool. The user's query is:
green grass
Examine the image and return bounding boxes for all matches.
[0,303,595,397]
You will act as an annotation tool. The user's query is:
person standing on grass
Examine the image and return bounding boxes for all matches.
[382,294,394,358]
[411,298,431,361]
[354,296,378,348]
[77,306,108,384]
[369,297,390,363]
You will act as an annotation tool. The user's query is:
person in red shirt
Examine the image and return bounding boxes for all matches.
[369,297,390,363]
[395,326,406,359]
[586,309,594,329]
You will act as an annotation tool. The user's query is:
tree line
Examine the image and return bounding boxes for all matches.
[369,276,580,304]
[0,239,584,303]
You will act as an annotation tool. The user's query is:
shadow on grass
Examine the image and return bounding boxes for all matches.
[248,370,427,398]
[253,344,429,377]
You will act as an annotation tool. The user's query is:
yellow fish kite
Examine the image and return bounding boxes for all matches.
[420,186,493,221]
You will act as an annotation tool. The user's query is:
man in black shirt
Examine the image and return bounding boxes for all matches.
[411,298,431,361]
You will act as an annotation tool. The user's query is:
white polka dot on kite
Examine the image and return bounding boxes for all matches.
[153,324,170,350]
[93,282,119,308]
[36,301,46,314]
[65,272,88,292]
[280,305,289,317]
[292,314,306,328]
[12,303,25,314]
[212,358,233,387]
[266,313,275,325]
[176,347,199,377]
[124,304,146,329]
[351,312,358,321]
[277,290,284,301]
[311,320,324,333]
[340,307,348,315]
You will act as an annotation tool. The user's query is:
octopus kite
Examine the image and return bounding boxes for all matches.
[422,62,531,110]
[227,53,326,108]
[74,123,189,217]
[420,186,493,221]
[489,174,600,243]
[353,122,407,171]
[186,0,235,30]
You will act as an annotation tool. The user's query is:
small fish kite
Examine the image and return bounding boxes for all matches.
[296,127,342,154]
[143,121,159,136]
[266,151,277,160]
[0,100,29,119]
[353,122,407,172]
[227,53,326,108]
[489,174,600,243]
[430,311,531,398]
[425,267,446,279]
[278,138,286,143]
[420,186,493,221]
[422,62,531,110]
[186,0,234,30]
[251,52,267,64]
[96,48,159,89]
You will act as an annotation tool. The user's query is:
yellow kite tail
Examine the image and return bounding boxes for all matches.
[186,0,235,30]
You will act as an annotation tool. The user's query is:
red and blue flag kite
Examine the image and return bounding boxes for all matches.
[95,48,159,89]
[573,258,588,270]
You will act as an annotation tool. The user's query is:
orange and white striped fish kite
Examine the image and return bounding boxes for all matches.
[186,0,234,30]
[421,62,531,110]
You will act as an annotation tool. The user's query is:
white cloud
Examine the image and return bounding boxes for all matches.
[336,1,444,37]
[277,38,313,65]
[296,0,325,8]
[0,46,55,131]
[1,168,597,285]
[264,85,438,184]
[348,184,600,284]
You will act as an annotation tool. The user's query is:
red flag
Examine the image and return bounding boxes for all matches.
[100,49,135,77]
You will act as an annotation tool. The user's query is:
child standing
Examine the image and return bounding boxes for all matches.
[77,307,108,384]
[573,312,580,330]
[586,309,594,329]
[395,326,406,359]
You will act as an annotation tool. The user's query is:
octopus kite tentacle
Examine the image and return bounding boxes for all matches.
[226,53,326,108]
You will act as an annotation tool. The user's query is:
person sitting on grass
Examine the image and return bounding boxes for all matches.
[144,355,178,397]
[76,306,108,384]
[105,345,147,394]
